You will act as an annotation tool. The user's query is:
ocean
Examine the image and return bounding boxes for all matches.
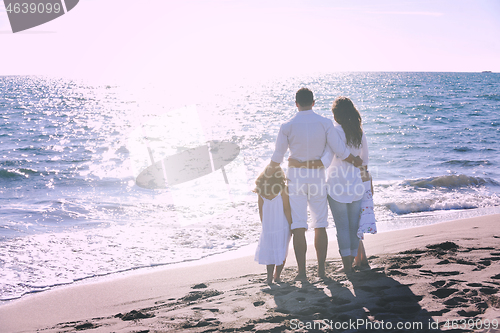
[1,72,499,301]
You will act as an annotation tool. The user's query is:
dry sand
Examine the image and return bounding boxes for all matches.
[0,214,499,333]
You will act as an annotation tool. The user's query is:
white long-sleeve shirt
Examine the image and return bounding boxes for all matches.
[270,110,350,165]
[321,124,369,203]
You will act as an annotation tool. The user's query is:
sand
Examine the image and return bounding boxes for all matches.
[0,214,499,333]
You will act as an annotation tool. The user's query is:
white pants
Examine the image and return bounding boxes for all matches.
[286,168,328,230]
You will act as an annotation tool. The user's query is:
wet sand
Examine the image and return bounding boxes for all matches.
[0,214,499,332]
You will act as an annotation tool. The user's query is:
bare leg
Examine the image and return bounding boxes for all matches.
[292,228,307,280]
[266,265,275,285]
[353,240,369,268]
[314,227,328,278]
[274,263,284,283]
[353,240,362,266]
[341,256,353,274]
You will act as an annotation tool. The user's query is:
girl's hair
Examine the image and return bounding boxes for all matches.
[253,166,286,197]
[331,96,363,148]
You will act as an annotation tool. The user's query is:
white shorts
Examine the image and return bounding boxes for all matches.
[286,168,328,230]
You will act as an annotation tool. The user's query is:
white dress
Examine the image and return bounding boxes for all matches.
[357,180,377,240]
[254,192,291,266]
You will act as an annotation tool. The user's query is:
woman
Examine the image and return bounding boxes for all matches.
[289,96,369,274]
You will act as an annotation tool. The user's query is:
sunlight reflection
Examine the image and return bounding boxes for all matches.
[127,104,251,225]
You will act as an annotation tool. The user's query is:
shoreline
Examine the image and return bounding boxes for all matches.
[2,206,498,303]
[0,214,499,332]
[2,206,497,304]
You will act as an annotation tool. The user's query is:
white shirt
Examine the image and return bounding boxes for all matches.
[271,110,350,165]
[321,124,369,203]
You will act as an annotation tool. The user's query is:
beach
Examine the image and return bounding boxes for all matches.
[1,0,500,331]
[1,214,499,333]
[1,73,500,302]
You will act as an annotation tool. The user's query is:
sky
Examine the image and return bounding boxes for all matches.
[0,0,499,84]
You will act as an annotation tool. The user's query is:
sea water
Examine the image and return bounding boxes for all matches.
[1,72,499,301]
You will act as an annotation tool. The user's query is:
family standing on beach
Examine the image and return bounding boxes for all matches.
[254,88,376,284]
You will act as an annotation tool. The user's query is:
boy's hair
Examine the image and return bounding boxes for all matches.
[254,166,286,197]
[295,88,314,107]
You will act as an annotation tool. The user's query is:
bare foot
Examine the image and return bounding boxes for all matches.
[338,267,353,274]
[266,278,273,285]
[353,263,371,271]
[294,274,307,281]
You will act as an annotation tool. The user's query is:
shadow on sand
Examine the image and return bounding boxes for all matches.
[264,263,442,332]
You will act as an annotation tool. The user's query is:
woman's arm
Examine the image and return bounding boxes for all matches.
[359,133,373,194]
[281,188,293,226]
[258,195,264,223]
[358,166,374,195]
[359,166,370,182]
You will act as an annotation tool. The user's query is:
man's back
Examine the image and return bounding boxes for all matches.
[271,110,333,164]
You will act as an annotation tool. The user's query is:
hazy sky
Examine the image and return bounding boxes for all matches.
[1,0,499,82]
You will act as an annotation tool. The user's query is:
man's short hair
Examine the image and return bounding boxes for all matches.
[296,88,314,107]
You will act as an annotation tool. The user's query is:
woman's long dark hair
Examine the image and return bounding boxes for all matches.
[331,96,363,148]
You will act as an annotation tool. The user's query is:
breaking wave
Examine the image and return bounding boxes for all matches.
[403,174,499,189]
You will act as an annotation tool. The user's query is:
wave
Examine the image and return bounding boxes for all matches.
[403,174,499,189]
[386,200,478,215]
[478,94,500,101]
[0,168,38,179]
[453,147,471,152]
[442,160,492,167]
[379,174,500,215]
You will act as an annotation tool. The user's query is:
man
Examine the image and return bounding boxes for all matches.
[268,88,362,279]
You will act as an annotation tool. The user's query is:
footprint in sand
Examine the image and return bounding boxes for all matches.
[483,256,500,261]
[437,259,451,265]
[431,288,459,299]
[181,289,223,302]
[431,280,446,288]
[443,296,468,307]
[455,259,476,265]
[458,308,482,317]
[420,269,461,276]
[401,264,423,269]
[116,310,155,321]
[192,283,208,289]
[387,270,407,276]
[74,322,96,330]
[427,241,459,251]
[478,259,492,266]
[479,287,499,295]
[401,249,426,255]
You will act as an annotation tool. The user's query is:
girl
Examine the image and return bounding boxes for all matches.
[353,165,376,271]
[254,166,292,284]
